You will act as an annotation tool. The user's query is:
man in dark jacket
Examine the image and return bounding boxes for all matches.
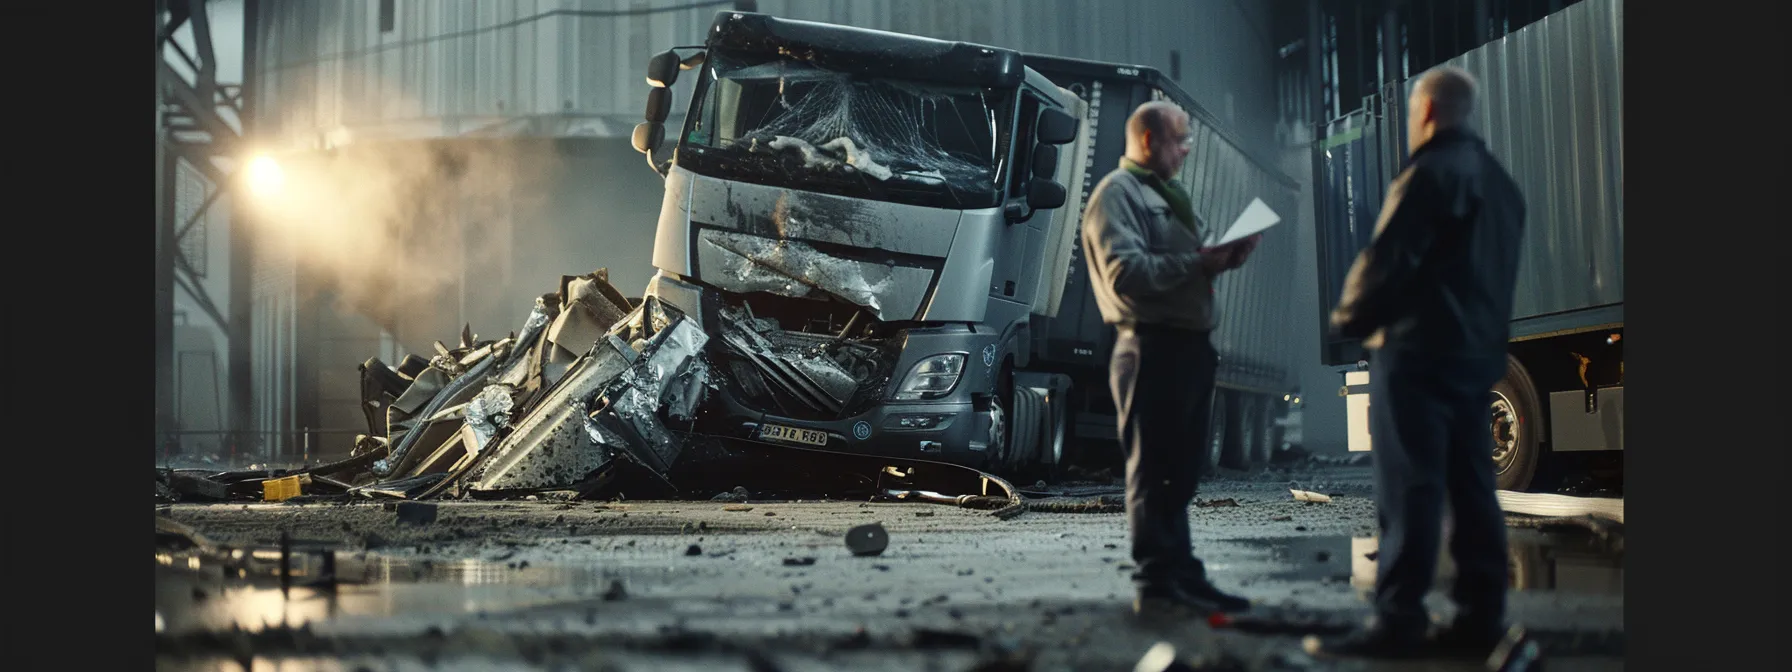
[1308,66,1527,659]
[1082,101,1260,618]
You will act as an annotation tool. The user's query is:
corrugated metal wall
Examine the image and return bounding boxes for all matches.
[1157,92,1302,394]
[1438,0,1623,320]
[252,0,1279,153]
[1314,0,1622,365]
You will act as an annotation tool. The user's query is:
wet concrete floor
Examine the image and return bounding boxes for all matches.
[155,475,1623,671]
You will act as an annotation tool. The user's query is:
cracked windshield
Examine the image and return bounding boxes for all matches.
[681,50,1011,209]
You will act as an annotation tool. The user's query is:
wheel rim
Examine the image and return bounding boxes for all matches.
[1490,392,1521,473]
[987,397,1007,460]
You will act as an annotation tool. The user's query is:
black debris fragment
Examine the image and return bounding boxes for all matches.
[395,502,438,525]
[685,544,703,556]
[782,557,817,566]
[910,628,980,649]
[602,580,629,601]
[845,523,890,557]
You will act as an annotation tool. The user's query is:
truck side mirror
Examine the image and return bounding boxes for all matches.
[632,122,664,155]
[1031,144,1059,178]
[645,87,672,124]
[1036,107,1078,145]
[647,50,682,88]
[1027,178,1067,210]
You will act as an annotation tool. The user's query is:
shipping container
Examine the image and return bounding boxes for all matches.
[1317,0,1624,491]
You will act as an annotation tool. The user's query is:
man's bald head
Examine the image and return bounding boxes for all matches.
[1124,101,1191,178]
[1408,66,1478,152]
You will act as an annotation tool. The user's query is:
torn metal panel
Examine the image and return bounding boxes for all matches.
[374,354,500,477]
[644,271,707,324]
[548,302,613,356]
[388,367,448,424]
[696,229,933,321]
[358,358,410,438]
[688,165,962,258]
[586,316,711,473]
[410,432,467,477]
[470,334,640,492]
[714,305,890,416]
[350,473,448,500]
[661,358,711,423]
[463,384,517,449]
[564,273,633,320]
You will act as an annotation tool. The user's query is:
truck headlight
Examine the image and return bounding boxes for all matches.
[892,354,966,401]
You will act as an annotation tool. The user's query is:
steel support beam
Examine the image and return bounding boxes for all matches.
[174,254,231,334]
[1381,4,1407,159]
[227,0,261,457]
[156,60,238,155]
[156,2,180,452]
[173,273,231,335]
[1307,0,1331,366]
[175,180,226,243]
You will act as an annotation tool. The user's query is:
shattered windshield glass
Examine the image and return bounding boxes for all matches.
[679,49,1012,210]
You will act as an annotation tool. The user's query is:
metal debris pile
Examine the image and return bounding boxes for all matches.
[157,269,1020,514]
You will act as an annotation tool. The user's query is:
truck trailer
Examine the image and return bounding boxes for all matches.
[628,10,1301,479]
[1317,0,1623,491]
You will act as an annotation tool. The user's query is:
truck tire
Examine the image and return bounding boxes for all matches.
[1008,386,1045,473]
[1491,355,1544,492]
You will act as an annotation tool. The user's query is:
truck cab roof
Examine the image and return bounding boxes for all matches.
[707,11,1026,89]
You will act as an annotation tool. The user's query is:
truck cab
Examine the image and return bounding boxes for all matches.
[629,11,1090,475]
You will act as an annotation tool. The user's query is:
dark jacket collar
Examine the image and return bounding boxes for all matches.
[1409,126,1482,162]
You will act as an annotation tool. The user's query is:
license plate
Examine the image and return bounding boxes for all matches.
[759,423,829,447]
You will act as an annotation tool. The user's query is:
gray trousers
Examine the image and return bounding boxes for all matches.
[1110,324,1217,588]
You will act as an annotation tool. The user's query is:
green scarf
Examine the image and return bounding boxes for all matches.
[1122,158,1197,233]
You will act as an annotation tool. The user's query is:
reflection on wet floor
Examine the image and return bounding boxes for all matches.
[155,551,619,635]
[1243,527,1624,596]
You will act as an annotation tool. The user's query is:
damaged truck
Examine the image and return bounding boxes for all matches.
[164,11,1303,507]
[628,11,1302,478]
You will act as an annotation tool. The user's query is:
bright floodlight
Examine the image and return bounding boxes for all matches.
[246,155,285,196]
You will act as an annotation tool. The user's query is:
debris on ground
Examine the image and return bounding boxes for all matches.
[1488,625,1545,672]
[394,502,438,525]
[155,268,1023,511]
[1290,490,1332,503]
[1196,498,1240,508]
[711,486,752,503]
[1133,641,1249,671]
[845,523,890,557]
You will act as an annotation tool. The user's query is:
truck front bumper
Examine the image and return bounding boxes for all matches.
[693,386,993,468]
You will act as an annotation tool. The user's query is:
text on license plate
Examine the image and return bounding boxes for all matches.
[759,423,829,447]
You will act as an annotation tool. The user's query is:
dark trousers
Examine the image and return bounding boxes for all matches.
[1368,349,1510,636]
[1110,324,1217,588]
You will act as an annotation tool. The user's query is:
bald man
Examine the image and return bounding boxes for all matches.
[1312,66,1527,659]
[1082,101,1259,619]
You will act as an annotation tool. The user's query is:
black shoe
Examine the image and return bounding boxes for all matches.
[1132,585,1217,619]
[1431,621,1506,659]
[1303,625,1428,659]
[1176,576,1252,614]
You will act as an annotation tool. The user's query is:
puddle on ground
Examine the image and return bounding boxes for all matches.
[155,550,620,635]
[1241,527,1623,596]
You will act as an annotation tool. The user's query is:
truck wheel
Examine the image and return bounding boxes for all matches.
[1008,386,1044,473]
[1490,355,1543,492]
[1040,381,1069,474]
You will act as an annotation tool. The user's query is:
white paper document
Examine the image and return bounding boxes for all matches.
[1211,197,1282,247]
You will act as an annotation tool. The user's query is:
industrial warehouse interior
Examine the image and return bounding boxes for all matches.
[102,0,1781,670]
